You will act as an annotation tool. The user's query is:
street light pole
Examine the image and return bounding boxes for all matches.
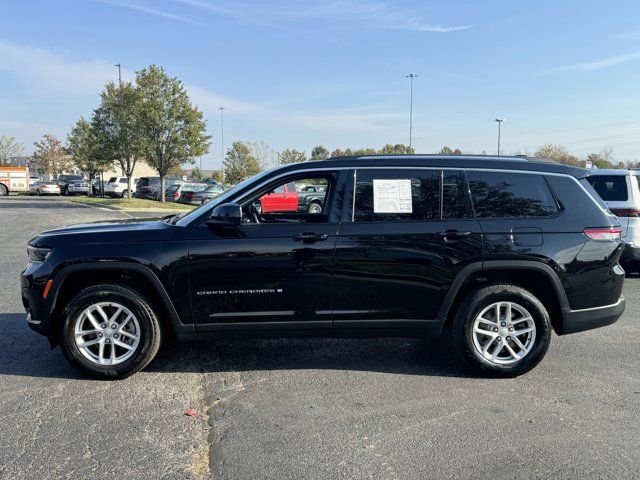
[115,63,122,87]
[406,73,417,149]
[219,106,225,183]
[494,118,505,155]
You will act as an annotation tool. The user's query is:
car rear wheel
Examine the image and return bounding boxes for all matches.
[60,284,162,379]
[308,202,322,214]
[451,284,551,377]
[0,184,7,196]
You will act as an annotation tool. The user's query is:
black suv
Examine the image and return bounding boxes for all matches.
[56,174,84,196]
[21,155,626,379]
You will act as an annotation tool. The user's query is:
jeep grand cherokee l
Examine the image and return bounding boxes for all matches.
[21,155,626,379]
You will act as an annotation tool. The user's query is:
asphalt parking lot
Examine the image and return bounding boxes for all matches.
[1,196,639,479]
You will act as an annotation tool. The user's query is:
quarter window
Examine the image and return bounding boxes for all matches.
[467,171,558,218]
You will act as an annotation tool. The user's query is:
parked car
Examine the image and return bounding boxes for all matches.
[21,154,626,379]
[29,181,60,196]
[66,180,90,196]
[178,184,225,205]
[163,182,208,202]
[29,175,42,186]
[585,169,640,272]
[104,176,138,198]
[180,184,226,205]
[56,174,84,196]
[135,177,183,200]
[258,180,327,214]
[91,179,107,196]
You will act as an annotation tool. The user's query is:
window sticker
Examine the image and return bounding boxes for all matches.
[373,179,413,213]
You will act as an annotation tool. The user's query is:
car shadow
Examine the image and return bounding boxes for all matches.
[0,313,471,379]
[0,198,91,209]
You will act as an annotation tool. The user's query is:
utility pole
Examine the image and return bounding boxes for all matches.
[219,106,225,183]
[406,74,417,149]
[495,118,505,155]
[115,63,122,87]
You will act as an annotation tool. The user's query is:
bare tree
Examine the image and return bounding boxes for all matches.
[0,136,24,166]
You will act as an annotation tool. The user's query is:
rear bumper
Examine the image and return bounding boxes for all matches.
[559,296,625,335]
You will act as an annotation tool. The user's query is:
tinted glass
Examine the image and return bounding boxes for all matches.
[585,175,628,202]
[287,182,296,192]
[108,177,117,183]
[354,169,440,222]
[119,178,128,184]
[467,171,558,218]
[443,170,473,219]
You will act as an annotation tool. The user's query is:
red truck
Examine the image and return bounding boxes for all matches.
[259,181,326,214]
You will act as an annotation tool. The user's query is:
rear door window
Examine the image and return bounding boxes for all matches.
[353,169,440,222]
[585,175,628,202]
[467,171,558,218]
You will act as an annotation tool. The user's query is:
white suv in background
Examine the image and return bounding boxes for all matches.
[585,169,640,272]
[104,176,137,198]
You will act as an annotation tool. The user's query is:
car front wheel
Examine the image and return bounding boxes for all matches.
[60,284,162,379]
[451,284,551,377]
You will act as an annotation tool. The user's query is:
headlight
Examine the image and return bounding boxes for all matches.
[27,246,52,263]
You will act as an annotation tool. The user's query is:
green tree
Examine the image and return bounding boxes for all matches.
[379,144,415,155]
[278,148,307,164]
[191,166,203,180]
[224,141,261,184]
[585,152,614,169]
[438,146,454,155]
[92,81,144,198]
[32,134,73,176]
[136,65,210,201]
[534,144,580,166]
[310,145,330,161]
[67,117,113,195]
[0,135,23,166]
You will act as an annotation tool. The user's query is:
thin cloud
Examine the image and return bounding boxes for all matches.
[171,0,472,32]
[96,0,207,26]
[543,50,640,74]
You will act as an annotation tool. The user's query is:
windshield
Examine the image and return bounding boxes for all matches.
[108,177,117,183]
[175,169,276,226]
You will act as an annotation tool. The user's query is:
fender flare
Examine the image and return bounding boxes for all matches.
[436,260,570,324]
[47,262,190,334]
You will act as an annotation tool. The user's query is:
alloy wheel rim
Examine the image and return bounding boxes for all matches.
[471,301,536,365]
[74,302,141,366]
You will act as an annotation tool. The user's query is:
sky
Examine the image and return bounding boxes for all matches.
[1,0,640,169]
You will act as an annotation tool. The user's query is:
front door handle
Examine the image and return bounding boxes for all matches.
[437,230,472,241]
[292,232,329,243]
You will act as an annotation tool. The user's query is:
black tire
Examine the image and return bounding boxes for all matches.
[0,184,7,196]
[451,283,551,378]
[308,201,323,214]
[37,189,41,196]
[59,284,162,379]
[121,190,128,198]
[201,197,211,205]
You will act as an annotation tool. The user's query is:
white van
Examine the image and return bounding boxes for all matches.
[104,176,137,198]
[585,169,640,271]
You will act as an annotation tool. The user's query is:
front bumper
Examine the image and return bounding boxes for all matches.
[20,271,50,337]
[559,296,625,335]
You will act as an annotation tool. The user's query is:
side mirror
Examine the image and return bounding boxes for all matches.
[208,202,242,227]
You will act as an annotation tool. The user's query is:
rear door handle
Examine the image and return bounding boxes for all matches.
[437,230,472,241]
[292,232,329,243]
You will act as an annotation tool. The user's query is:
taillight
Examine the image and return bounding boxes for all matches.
[610,208,640,217]
[583,227,622,241]
[172,192,180,198]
